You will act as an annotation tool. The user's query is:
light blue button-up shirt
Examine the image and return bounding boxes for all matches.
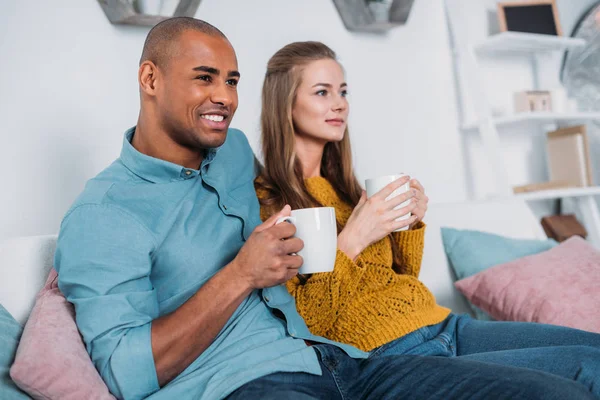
[54,127,367,400]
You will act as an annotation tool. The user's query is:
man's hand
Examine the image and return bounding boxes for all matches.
[232,205,304,289]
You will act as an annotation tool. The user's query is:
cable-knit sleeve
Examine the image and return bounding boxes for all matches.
[391,221,426,278]
[285,249,366,337]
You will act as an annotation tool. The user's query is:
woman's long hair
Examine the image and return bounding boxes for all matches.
[256,41,363,221]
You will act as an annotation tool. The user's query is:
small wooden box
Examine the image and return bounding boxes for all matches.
[514,90,552,113]
[541,214,587,242]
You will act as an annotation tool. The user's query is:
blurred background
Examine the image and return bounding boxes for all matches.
[1,0,599,241]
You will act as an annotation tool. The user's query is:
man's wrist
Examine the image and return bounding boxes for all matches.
[222,259,254,296]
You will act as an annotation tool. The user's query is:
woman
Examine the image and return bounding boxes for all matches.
[255,41,600,393]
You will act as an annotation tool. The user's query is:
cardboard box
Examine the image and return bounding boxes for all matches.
[546,125,593,187]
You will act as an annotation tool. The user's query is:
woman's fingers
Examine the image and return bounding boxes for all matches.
[410,179,425,195]
[374,176,410,201]
[383,189,415,211]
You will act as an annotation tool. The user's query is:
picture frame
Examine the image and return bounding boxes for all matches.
[497,0,562,36]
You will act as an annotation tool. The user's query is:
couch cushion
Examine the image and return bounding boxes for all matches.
[0,235,57,325]
[455,236,600,332]
[0,304,29,399]
[10,269,115,399]
[441,227,557,319]
[421,198,545,315]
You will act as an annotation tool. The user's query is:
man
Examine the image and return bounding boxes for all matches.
[55,17,596,400]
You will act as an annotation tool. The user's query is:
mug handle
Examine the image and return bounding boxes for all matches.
[276,216,296,225]
[275,216,297,256]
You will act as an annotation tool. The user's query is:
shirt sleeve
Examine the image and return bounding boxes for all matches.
[54,204,160,400]
[285,249,366,337]
[390,221,426,278]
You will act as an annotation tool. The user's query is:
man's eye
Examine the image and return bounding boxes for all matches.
[341,90,349,97]
[316,90,327,96]
[196,75,212,82]
[226,79,239,87]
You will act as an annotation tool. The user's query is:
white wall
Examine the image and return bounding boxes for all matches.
[0,0,595,241]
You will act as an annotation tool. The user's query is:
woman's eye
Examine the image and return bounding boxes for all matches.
[316,90,327,96]
[341,90,349,97]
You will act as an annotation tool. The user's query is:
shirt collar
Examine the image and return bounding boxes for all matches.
[119,127,220,183]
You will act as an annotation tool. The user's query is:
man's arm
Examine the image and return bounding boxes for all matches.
[151,204,303,385]
[150,263,252,385]
[57,204,302,398]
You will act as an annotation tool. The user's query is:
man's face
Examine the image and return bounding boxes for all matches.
[156,31,239,150]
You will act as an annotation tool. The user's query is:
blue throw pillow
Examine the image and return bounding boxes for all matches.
[441,228,557,320]
[0,305,29,399]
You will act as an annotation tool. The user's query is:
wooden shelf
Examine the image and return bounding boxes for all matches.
[475,32,586,55]
[515,186,600,201]
[462,112,600,131]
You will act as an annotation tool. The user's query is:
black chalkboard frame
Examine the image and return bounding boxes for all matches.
[497,0,562,37]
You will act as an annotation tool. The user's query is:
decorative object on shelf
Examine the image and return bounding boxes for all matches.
[513,90,552,113]
[541,214,588,242]
[331,0,414,33]
[547,125,594,188]
[97,0,202,26]
[513,181,576,194]
[497,0,562,36]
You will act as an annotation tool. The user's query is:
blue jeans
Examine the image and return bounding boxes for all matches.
[227,314,600,400]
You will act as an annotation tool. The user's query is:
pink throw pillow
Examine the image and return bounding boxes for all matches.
[10,268,115,399]
[455,236,600,333]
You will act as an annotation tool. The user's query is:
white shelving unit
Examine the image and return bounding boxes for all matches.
[462,112,600,131]
[474,32,586,54]
[446,17,600,247]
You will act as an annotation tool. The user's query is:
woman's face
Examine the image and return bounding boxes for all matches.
[292,58,349,143]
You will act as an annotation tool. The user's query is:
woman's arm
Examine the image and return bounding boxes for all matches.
[286,248,366,337]
[391,221,426,277]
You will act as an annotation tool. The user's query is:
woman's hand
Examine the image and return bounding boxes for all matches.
[409,179,428,229]
[337,176,417,260]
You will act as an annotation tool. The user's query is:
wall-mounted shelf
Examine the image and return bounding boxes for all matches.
[332,0,414,33]
[97,0,202,26]
[515,186,600,201]
[475,32,586,55]
[462,112,600,131]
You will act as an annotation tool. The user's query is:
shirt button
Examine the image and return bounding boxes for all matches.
[264,296,270,302]
[222,204,228,210]
[185,170,192,176]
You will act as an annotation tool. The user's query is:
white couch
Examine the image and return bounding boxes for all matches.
[0,198,546,326]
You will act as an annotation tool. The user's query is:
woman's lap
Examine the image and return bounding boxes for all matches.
[371,313,600,395]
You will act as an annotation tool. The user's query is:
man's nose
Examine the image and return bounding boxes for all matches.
[211,83,234,107]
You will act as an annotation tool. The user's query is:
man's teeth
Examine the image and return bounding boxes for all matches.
[201,114,225,122]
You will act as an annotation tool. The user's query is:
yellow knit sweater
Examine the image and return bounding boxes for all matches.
[256,176,451,352]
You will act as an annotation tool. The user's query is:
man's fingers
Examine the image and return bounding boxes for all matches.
[285,254,303,271]
[256,205,291,233]
[269,220,297,240]
[281,237,304,255]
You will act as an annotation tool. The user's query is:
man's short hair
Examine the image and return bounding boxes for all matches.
[139,17,227,68]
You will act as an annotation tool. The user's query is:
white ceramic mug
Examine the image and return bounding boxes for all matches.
[365,174,411,232]
[276,207,337,274]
